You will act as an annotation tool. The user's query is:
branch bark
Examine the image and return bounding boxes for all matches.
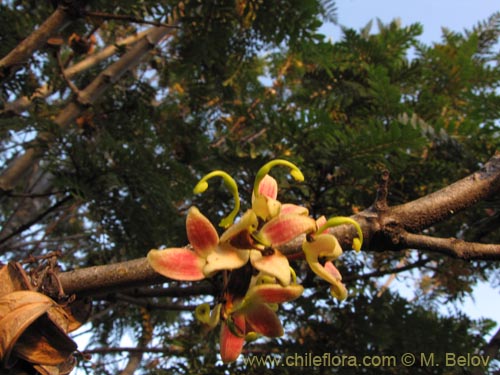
[0,5,74,82]
[57,154,500,297]
[1,29,152,117]
[0,26,173,192]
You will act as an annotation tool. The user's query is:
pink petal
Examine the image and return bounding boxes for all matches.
[256,214,316,247]
[280,203,309,216]
[258,174,278,199]
[220,314,246,363]
[245,283,304,305]
[324,260,342,281]
[316,216,327,232]
[186,207,219,258]
[245,303,284,337]
[147,248,205,281]
[250,250,291,286]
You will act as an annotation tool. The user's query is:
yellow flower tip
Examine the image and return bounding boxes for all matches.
[352,237,362,252]
[256,274,276,285]
[193,170,241,228]
[290,267,297,284]
[245,332,261,342]
[316,216,363,251]
[195,303,221,328]
[253,159,304,197]
[330,284,348,301]
[193,180,209,194]
[195,303,211,324]
[290,168,304,182]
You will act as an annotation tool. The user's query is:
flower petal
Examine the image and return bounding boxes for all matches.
[324,260,342,280]
[186,207,219,258]
[303,234,343,259]
[219,210,258,244]
[302,240,348,301]
[147,248,205,281]
[330,280,348,300]
[257,174,278,199]
[315,216,327,232]
[254,214,316,247]
[280,203,308,216]
[324,260,348,300]
[195,303,221,328]
[245,303,284,337]
[252,195,281,220]
[203,245,249,276]
[243,283,304,305]
[220,315,246,363]
[250,250,291,286]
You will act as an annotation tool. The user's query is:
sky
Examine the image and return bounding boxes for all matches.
[330,0,499,44]
[322,0,500,336]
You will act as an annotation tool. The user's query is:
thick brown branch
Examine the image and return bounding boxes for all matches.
[0,6,73,82]
[390,154,500,232]
[59,258,163,296]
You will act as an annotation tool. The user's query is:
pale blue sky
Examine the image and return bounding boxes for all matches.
[323,0,500,335]
[332,0,499,44]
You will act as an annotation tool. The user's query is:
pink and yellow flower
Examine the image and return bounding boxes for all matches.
[147,159,363,362]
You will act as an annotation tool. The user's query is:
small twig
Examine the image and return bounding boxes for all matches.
[83,10,180,29]
[57,49,80,95]
[373,169,390,211]
[0,195,73,246]
[83,347,181,355]
[343,256,431,282]
[20,250,63,264]
[376,253,408,297]
[113,293,197,311]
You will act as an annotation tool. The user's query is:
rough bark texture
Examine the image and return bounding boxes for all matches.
[59,258,163,296]
[0,6,73,82]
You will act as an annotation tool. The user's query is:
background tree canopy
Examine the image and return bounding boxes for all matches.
[1,1,500,374]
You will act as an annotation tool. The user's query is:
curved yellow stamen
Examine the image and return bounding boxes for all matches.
[195,303,221,328]
[193,171,240,228]
[290,267,297,284]
[253,159,304,197]
[316,216,363,252]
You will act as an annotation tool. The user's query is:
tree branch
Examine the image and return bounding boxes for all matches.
[0,25,174,192]
[0,5,73,82]
[55,154,500,296]
[1,29,152,117]
[59,258,163,296]
[391,155,500,232]
[398,232,500,260]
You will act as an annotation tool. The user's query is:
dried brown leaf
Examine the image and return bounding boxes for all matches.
[0,291,53,366]
[0,263,32,297]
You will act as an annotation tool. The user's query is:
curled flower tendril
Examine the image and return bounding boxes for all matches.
[253,159,304,198]
[193,170,240,228]
[316,216,363,251]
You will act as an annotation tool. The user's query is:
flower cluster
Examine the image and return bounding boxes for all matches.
[147,160,362,362]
